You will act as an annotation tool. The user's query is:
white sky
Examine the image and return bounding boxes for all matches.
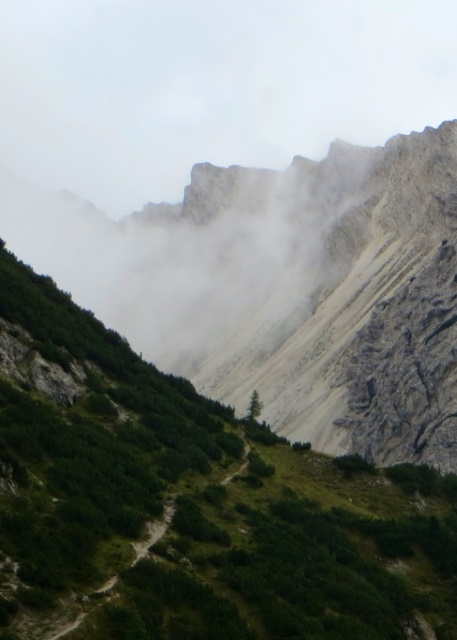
[1,0,457,219]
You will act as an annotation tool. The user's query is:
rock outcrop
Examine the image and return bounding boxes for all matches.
[0,319,85,406]
[29,354,85,406]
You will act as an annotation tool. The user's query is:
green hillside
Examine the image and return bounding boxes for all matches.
[0,239,457,639]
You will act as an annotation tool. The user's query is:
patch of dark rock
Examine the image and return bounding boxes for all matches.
[360,344,383,354]
[424,313,457,344]
[367,377,376,400]
[420,307,452,332]
[414,439,428,456]
[437,243,456,261]
[332,418,356,428]
[413,423,428,451]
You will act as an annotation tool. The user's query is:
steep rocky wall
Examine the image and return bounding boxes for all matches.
[195,231,433,452]
[193,120,457,471]
[333,238,457,473]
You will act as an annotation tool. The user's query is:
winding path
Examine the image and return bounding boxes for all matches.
[131,499,176,567]
[47,613,87,640]
[45,498,176,640]
[43,438,251,640]
[221,440,251,485]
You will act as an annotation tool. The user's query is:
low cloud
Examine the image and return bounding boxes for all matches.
[0,144,380,378]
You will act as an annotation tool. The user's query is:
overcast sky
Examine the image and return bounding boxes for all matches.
[1,0,457,219]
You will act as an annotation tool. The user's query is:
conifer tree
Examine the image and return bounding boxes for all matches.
[247,389,263,421]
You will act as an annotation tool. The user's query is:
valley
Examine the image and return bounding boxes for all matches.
[4,123,457,470]
[3,121,457,637]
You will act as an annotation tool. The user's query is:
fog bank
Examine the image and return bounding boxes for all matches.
[0,142,381,378]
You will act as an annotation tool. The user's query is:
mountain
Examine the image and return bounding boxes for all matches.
[4,122,457,475]
[2,241,457,638]
[187,121,457,472]
[112,120,457,473]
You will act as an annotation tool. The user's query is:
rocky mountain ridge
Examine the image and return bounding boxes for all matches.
[3,121,457,472]
[187,120,457,471]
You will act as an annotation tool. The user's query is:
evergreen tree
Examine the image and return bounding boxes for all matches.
[247,390,263,421]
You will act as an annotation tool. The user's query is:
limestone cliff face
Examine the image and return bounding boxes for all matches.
[334,239,457,473]
[181,163,284,224]
[0,319,85,406]
[190,120,457,471]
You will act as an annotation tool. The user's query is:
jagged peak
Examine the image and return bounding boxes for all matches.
[190,161,224,177]
[385,118,457,149]
[288,155,319,172]
[325,137,383,164]
[189,161,278,181]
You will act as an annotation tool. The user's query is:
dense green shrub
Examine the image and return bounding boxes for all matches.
[104,604,149,640]
[0,598,18,624]
[334,453,377,478]
[248,451,275,477]
[214,432,244,459]
[291,441,312,452]
[385,463,438,494]
[84,392,119,418]
[440,473,457,502]
[330,507,457,578]
[0,377,164,589]
[244,420,285,445]
[173,497,231,546]
[239,473,264,488]
[201,484,227,507]
[119,560,255,640]
[375,531,414,558]
[156,449,189,483]
[16,587,54,610]
[218,507,410,640]
[31,341,72,372]
[115,423,159,452]
[186,445,211,475]
[270,497,320,524]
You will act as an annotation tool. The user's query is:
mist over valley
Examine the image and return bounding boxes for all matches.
[4,121,457,473]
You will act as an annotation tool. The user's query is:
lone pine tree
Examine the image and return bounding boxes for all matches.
[247,389,263,421]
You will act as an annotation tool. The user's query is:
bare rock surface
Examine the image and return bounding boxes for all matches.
[0,319,85,406]
[191,120,457,471]
[29,353,85,406]
[335,238,457,472]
